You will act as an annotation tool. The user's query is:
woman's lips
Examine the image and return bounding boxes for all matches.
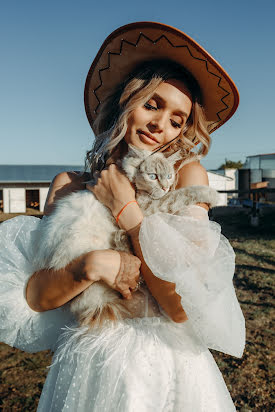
[137,130,159,145]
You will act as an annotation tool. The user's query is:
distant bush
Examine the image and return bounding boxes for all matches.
[218,159,244,169]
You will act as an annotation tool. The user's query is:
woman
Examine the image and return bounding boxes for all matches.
[0,22,245,411]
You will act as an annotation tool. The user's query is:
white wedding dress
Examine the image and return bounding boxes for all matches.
[0,205,245,412]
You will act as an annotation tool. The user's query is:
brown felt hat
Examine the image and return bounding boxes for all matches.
[84,21,239,134]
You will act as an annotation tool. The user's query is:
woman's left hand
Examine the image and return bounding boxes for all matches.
[86,164,136,217]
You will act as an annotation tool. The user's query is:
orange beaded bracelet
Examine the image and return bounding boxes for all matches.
[115,200,138,224]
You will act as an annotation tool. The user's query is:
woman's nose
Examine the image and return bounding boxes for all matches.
[148,114,166,132]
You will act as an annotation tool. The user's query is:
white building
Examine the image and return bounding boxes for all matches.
[214,169,238,192]
[207,171,234,206]
[0,164,240,213]
[0,165,83,213]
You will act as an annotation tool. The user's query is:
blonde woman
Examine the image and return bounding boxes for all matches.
[0,22,245,411]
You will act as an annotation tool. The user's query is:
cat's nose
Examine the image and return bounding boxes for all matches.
[162,186,168,191]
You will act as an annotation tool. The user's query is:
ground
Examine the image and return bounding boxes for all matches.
[0,208,43,223]
[211,207,274,411]
[0,207,274,411]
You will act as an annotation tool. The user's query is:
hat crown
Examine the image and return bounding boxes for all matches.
[84,21,239,134]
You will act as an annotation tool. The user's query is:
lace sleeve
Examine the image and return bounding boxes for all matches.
[138,205,245,358]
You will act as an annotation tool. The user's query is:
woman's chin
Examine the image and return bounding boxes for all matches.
[137,142,157,152]
[128,134,159,151]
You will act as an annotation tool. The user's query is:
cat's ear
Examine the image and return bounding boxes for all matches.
[167,150,182,165]
[127,144,151,159]
[122,158,141,181]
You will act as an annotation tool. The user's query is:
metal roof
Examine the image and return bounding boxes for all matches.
[207,171,233,180]
[0,165,84,183]
[246,153,275,158]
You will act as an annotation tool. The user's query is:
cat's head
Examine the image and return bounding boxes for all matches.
[122,144,182,199]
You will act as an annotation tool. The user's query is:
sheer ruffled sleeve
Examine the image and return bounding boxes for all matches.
[0,216,74,353]
[138,206,245,358]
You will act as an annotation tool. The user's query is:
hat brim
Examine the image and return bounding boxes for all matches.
[84,21,239,134]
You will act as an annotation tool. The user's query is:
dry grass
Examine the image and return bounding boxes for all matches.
[211,208,275,412]
[0,208,274,411]
[0,208,43,223]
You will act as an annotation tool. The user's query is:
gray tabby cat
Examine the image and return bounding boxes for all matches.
[34,145,218,327]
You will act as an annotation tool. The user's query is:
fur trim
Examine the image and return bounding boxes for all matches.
[71,281,131,328]
[179,185,219,208]
[33,168,218,327]
[137,185,219,217]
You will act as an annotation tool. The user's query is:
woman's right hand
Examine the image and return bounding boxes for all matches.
[86,164,144,231]
[82,249,141,300]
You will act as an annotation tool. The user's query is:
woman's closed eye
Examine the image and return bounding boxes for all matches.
[170,119,181,129]
[144,102,182,129]
[144,102,157,111]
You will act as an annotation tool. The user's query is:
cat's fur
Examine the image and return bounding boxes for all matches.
[34,145,219,327]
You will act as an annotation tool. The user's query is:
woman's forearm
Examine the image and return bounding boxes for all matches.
[26,248,139,312]
[116,203,187,323]
[127,223,188,323]
[26,254,95,312]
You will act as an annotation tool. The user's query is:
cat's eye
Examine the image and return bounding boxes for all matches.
[167,174,173,179]
[148,173,157,180]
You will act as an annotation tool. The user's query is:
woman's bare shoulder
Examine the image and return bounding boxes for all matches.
[44,171,90,216]
[176,160,209,189]
[176,161,209,211]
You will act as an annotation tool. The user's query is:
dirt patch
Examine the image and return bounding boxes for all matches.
[0,345,51,411]
[0,209,274,411]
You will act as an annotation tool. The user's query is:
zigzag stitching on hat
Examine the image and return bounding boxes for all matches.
[92,32,231,124]
[93,39,139,104]
[152,36,231,124]
[215,77,230,120]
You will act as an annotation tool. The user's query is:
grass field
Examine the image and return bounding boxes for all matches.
[0,208,274,411]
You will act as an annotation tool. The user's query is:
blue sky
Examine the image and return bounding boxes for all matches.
[1,0,274,169]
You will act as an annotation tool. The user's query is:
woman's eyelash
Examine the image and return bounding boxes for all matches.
[145,103,182,128]
[171,120,181,128]
[144,102,157,110]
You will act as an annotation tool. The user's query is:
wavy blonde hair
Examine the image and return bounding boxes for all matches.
[85,59,211,182]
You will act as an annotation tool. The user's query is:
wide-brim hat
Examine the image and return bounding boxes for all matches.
[84,21,239,134]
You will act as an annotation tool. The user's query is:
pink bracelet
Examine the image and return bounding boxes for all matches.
[115,200,138,224]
